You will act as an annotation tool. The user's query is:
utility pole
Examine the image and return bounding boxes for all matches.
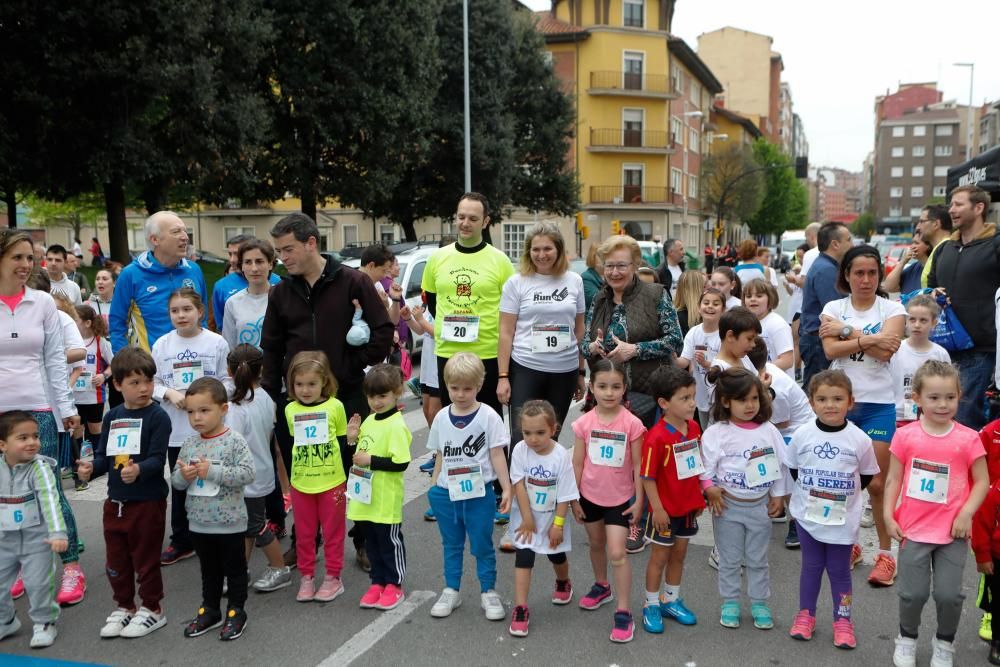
[462,0,472,192]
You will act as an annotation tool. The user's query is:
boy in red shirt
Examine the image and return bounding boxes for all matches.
[639,366,706,634]
[977,415,1000,641]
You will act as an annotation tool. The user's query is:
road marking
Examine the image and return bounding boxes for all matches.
[314,590,435,667]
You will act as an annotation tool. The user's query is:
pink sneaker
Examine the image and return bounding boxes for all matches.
[833,618,857,649]
[551,579,573,605]
[509,605,530,637]
[789,609,816,641]
[57,564,86,606]
[867,553,897,587]
[850,544,863,570]
[375,584,404,610]
[314,576,344,603]
[610,610,634,643]
[360,584,385,608]
[11,573,24,600]
[296,575,315,602]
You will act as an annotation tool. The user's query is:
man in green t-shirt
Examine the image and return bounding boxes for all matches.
[421,193,515,415]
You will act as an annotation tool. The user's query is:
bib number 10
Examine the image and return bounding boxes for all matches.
[460,479,473,493]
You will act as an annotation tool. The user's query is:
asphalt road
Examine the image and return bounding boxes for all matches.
[3,284,990,666]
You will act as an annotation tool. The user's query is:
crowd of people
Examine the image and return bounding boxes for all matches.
[2,187,1000,666]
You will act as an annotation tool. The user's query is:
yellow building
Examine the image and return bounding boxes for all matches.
[537,0,722,256]
[711,105,763,148]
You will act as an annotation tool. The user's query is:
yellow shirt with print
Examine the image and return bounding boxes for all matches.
[420,242,515,359]
[285,397,347,494]
[346,411,412,524]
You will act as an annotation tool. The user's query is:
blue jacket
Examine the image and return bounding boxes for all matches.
[800,253,842,335]
[212,271,280,332]
[109,252,207,353]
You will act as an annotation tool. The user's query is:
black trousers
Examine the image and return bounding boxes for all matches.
[436,355,502,415]
[359,521,406,587]
[507,359,578,446]
[191,531,248,611]
[167,447,192,551]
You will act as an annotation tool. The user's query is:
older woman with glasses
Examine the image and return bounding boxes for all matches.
[581,235,683,425]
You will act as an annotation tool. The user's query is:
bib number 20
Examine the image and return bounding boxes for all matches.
[453,326,466,338]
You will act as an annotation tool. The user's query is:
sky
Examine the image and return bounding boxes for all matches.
[522,0,1000,173]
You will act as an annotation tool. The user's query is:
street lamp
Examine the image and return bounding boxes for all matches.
[463,0,472,192]
[954,62,975,160]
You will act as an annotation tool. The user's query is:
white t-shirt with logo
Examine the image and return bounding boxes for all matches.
[681,324,721,412]
[50,276,83,306]
[73,336,113,406]
[783,420,880,544]
[426,403,509,489]
[822,296,905,404]
[667,263,683,299]
[500,271,585,374]
[699,421,791,499]
[707,356,757,414]
[889,338,951,421]
[759,311,794,376]
[767,362,814,438]
[508,441,579,554]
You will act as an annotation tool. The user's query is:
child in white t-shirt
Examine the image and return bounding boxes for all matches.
[677,287,724,427]
[890,294,950,424]
[507,401,579,638]
[743,279,794,376]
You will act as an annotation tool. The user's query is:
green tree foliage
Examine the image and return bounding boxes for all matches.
[852,211,875,239]
[745,139,809,236]
[700,144,764,226]
[24,194,107,242]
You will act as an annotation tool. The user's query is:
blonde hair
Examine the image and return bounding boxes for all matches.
[585,243,602,271]
[597,235,642,267]
[912,359,961,397]
[443,352,486,388]
[519,222,568,276]
[673,270,706,328]
[51,292,79,320]
[0,230,33,262]
[286,350,338,402]
[905,293,941,320]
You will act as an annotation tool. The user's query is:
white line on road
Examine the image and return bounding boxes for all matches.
[314,590,435,667]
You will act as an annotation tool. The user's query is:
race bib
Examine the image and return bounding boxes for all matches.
[588,429,627,467]
[906,458,949,504]
[673,439,706,480]
[0,494,40,531]
[188,475,221,497]
[347,466,373,505]
[843,348,879,370]
[804,489,847,526]
[107,418,142,456]
[526,475,557,512]
[744,446,781,487]
[441,315,480,343]
[293,412,329,446]
[530,324,572,353]
[172,360,204,389]
[446,464,485,502]
[902,375,918,420]
[74,371,92,391]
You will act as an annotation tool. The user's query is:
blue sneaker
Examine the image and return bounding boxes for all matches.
[424,506,436,522]
[660,598,697,625]
[494,511,510,525]
[642,604,664,634]
[419,458,436,475]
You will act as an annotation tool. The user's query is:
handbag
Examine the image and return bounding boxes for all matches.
[901,288,975,352]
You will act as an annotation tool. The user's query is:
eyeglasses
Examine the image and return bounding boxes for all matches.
[603,262,633,274]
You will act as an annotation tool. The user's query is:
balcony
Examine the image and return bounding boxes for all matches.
[588,70,676,99]
[590,186,673,205]
[588,128,675,154]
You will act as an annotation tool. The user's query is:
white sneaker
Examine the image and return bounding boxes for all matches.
[99,609,133,638]
[708,546,720,571]
[120,607,166,638]
[30,623,57,648]
[893,635,917,667]
[0,615,21,640]
[481,590,505,621]
[930,637,955,667]
[860,506,875,528]
[430,588,462,618]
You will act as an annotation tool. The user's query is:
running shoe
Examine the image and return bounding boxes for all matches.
[160,544,195,566]
[989,639,1000,665]
[625,523,645,553]
[850,543,863,569]
[0,615,20,641]
[892,635,917,667]
[660,598,697,625]
[860,506,875,528]
[423,506,436,522]
[708,546,720,570]
[120,607,166,638]
[219,608,247,641]
[579,582,613,610]
[750,602,773,630]
[982,613,994,642]
[494,511,510,525]
[315,577,345,603]
[360,584,384,608]
[610,610,634,643]
[375,584,404,610]
[296,575,315,602]
[56,564,86,606]
[481,590,505,620]
[430,588,461,618]
[930,636,955,667]
[509,605,530,637]
[418,458,436,474]
[642,604,664,634]
[30,623,57,648]
[832,618,856,650]
[784,521,800,549]
[789,609,815,641]
[551,579,573,605]
[868,553,897,587]
[253,566,292,593]
[183,608,223,638]
[11,573,23,600]
[99,609,133,638]
[498,532,516,553]
[771,509,788,523]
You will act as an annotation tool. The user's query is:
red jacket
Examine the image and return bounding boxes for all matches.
[972,481,1000,563]
[980,418,1000,483]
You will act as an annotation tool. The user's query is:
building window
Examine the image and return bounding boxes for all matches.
[342,224,359,248]
[623,164,644,202]
[890,187,903,197]
[935,124,954,136]
[911,166,924,177]
[933,186,947,197]
[934,166,949,177]
[670,168,682,195]
[914,125,926,137]
[223,226,255,242]
[911,186,924,197]
[620,220,653,240]
[670,116,682,145]
[379,224,396,243]
[502,223,529,260]
[688,175,698,199]
[689,128,700,153]
[671,64,682,93]
[623,0,644,28]
[912,145,926,157]
[934,145,953,156]
[889,207,903,217]
[891,146,904,158]
[623,108,643,147]
[892,126,905,138]
[891,166,903,178]
[909,207,923,217]
[623,51,644,90]
[691,80,701,104]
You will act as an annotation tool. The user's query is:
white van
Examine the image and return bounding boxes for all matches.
[779,230,806,263]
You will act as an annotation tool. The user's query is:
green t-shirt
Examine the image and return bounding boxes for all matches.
[921,238,946,288]
[346,411,412,524]
[420,242,515,359]
[285,397,348,493]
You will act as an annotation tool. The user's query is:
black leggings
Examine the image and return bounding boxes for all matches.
[514,548,567,569]
[191,531,248,611]
[507,359,578,446]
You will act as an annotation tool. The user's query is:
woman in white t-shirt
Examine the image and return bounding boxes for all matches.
[222,239,276,350]
[498,222,586,445]
[819,245,904,583]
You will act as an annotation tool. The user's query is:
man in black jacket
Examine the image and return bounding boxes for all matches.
[928,185,1000,429]
[262,212,394,570]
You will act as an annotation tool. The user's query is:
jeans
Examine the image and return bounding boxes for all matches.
[952,349,995,430]
[799,333,829,394]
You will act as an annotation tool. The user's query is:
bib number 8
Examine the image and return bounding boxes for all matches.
[354,482,361,495]
[453,326,466,338]
[920,478,935,494]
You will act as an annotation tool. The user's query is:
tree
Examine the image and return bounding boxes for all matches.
[701,144,764,227]
[744,139,809,236]
[852,211,875,239]
[23,194,107,243]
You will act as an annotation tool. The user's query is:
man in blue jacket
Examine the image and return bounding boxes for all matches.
[109,211,207,353]
[799,221,852,390]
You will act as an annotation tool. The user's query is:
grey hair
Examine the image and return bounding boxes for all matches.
[144,211,183,249]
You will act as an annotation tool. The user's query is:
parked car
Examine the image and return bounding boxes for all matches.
[883,244,910,274]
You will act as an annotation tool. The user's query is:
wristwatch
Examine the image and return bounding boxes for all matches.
[839,325,854,340]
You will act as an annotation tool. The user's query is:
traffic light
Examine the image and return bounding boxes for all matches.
[575,212,584,231]
[581,225,589,240]
[611,219,621,235]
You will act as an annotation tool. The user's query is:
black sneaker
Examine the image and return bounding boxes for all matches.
[785,520,800,549]
[625,522,645,554]
[183,607,222,638]
[161,544,195,566]
[219,608,247,641]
